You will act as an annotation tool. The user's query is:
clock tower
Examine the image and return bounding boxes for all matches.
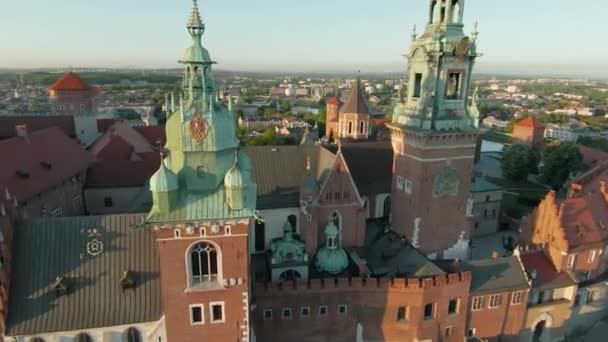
[387,0,481,259]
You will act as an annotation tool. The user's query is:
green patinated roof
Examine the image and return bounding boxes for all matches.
[224,156,246,189]
[147,184,256,223]
[6,214,161,336]
[149,162,179,192]
[470,178,503,193]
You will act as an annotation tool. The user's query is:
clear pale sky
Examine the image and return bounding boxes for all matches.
[1,0,607,76]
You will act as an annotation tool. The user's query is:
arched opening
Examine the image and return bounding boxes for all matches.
[279,269,302,282]
[76,333,93,342]
[189,241,220,286]
[125,327,142,342]
[288,214,297,231]
[383,196,391,218]
[532,320,546,342]
[451,0,461,24]
[255,217,266,252]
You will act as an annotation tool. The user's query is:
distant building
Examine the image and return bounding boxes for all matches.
[544,123,578,142]
[513,117,545,150]
[324,79,371,141]
[482,116,509,129]
[470,179,503,237]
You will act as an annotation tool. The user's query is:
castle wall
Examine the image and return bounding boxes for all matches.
[252,273,471,342]
[467,290,529,342]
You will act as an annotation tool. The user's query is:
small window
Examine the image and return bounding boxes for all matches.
[80,104,85,109]
[51,207,63,218]
[492,209,497,217]
[471,296,484,311]
[424,303,434,320]
[404,179,413,194]
[587,290,595,304]
[190,304,204,325]
[397,306,408,322]
[301,307,310,318]
[210,302,225,323]
[567,254,576,269]
[76,333,93,342]
[413,73,423,98]
[338,305,347,315]
[73,195,82,209]
[588,250,597,263]
[448,299,458,315]
[511,291,524,305]
[282,308,292,319]
[104,197,113,207]
[318,306,328,316]
[485,195,490,202]
[263,309,273,320]
[574,294,581,307]
[467,329,476,337]
[483,209,488,217]
[396,176,404,190]
[445,326,454,337]
[488,294,502,309]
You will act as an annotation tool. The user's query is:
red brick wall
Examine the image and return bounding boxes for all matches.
[467,290,529,341]
[325,104,340,137]
[389,128,478,256]
[155,220,251,342]
[252,273,471,342]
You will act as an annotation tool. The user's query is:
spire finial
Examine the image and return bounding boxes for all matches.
[411,25,417,42]
[187,0,205,35]
[471,21,479,42]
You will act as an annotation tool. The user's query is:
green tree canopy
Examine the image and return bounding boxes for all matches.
[502,144,537,181]
[541,141,583,189]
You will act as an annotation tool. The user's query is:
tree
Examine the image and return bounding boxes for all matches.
[541,141,583,189]
[592,107,607,117]
[502,144,535,181]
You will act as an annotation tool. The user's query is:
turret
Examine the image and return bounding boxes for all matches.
[150,154,179,214]
[315,221,349,275]
[325,97,342,138]
[224,152,247,210]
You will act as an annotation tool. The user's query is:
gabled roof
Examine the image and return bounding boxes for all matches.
[6,214,161,335]
[463,256,530,294]
[516,116,545,129]
[0,127,95,203]
[520,251,576,290]
[49,72,96,92]
[339,80,371,116]
[0,116,75,139]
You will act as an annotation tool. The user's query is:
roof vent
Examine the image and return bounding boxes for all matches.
[53,276,70,296]
[40,160,54,169]
[16,170,30,179]
[120,270,136,290]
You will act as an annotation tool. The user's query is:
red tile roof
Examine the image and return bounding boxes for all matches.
[520,251,575,289]
[577,145,608,167]
[97,119,117,134]
[0,116,75,139]
[326,97,343,106]
[516,116,545,129]
[133,125,166,146]
[95,135,135,161]
[49,72,94,91]
[86,152,160,188]
[0,127,95,203]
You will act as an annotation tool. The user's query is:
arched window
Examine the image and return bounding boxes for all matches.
[76,333,92,342]
[383,196,391,218]
[125,327,141,342]
[359,121,365,134]
[189,242,219,286]
[279,270,302,282]
[451,0,461,24]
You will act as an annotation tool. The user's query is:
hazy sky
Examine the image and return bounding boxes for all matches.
[1,0,607,76]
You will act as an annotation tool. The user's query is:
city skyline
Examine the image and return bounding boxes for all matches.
[1,0,607,76]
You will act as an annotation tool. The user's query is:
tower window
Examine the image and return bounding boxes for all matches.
[448,299,459,315]
[446,72,463,100]
[189,242,220,286]
[413,73,423,98]
[397,306,408,322]
[424,303,434,320]
[359,121,365,134]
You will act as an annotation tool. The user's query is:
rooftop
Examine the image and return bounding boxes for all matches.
[462,255,530,294]
[49,72,97,92]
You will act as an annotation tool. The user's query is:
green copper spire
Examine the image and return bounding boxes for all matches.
[147,1,256,223]
[315,222,349,275]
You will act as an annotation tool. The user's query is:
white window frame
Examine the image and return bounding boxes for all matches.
[190,304,205,325]
[445,326,454,337]
[318,306,328,316]
[511,291,524,305]
[567,254,576,269]
[588,250,597,263]
[467,328,477,337]
[209,301,225,324]
[73,194,82,209]
[404,179,413,194]
[282,308,292,319]
[471,296,484,311]
[488,294,501,309]
[448,298,459,315]
[338,304,347,315]
[466,198,474,217]
[51,207,63,218]
[263,309,273,320]
[396,176,404,190]
[300,307,310,318]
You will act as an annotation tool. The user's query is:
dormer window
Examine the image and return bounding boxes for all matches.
[53,276,69,297]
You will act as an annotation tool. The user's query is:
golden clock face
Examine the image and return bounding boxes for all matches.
[189,115,209,145]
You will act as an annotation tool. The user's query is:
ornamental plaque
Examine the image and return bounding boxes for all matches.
[189,115,209,145]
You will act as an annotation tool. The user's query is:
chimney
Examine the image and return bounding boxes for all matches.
[15,125,29,143]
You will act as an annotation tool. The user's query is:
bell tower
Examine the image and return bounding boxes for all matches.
[387,0,481,259]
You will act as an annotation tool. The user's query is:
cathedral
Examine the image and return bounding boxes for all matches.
[2,1,606,342]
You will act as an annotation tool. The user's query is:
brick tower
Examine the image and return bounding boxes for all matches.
[337,79,371,140]
[48,72,100,146]
[147,2,256,341]
[387,0,481,259]
[325,97,342,139]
